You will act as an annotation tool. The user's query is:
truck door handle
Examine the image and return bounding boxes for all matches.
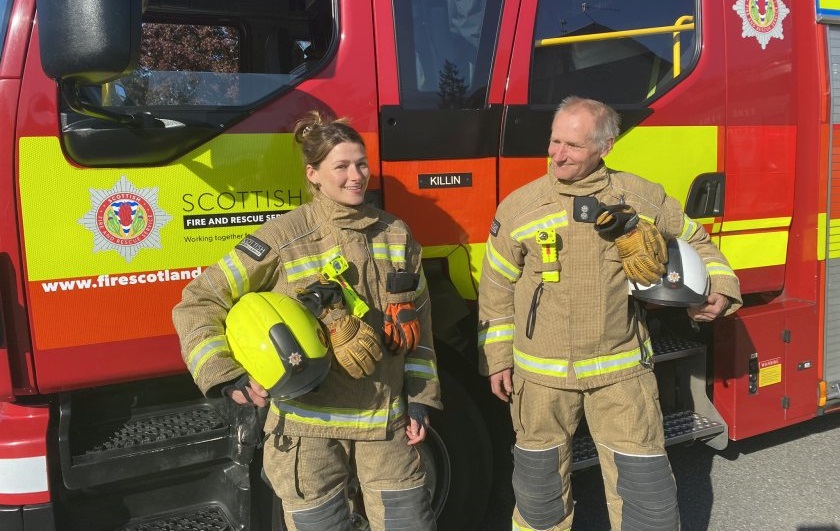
[685,172,725,218]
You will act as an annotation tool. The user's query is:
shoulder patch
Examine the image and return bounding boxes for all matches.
[236,235,271,261]
[490,218,501,237]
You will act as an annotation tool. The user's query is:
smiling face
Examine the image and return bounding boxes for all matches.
[548,106,614,183]
[306,141,370,206]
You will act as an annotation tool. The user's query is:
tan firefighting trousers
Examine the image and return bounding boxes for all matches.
[510,371,679,531]
[263,425,435,531]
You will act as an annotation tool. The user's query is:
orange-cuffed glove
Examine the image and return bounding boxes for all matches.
[383,301,420,354]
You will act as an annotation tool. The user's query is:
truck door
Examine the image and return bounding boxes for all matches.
[18,0,380,391]
[373,0,514,309]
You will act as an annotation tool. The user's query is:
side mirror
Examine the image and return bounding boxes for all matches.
[37,0,142,85]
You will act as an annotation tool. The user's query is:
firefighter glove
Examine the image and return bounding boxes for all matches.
[296,279,345,321]
[407,402,429,432]
[328,314,382,379]
[594,203,639,236]
[383,301,420,354]
[615,219,669,286]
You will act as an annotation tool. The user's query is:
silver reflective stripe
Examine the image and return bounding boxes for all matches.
[187,336,228,377]
[572,342,649,379]
[513,348,569,378]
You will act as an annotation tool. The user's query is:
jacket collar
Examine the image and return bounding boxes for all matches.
[551,162,610,197]
[313,191,380,230]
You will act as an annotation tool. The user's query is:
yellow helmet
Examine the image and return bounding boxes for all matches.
[225,291,331,401]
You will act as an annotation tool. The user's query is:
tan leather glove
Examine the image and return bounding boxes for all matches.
[327,312,382,379]
[614,219,669,286]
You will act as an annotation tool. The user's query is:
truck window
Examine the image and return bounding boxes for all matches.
[530,0,698,105]
[394,0,503,109]
[92,0,335,109]
[0,0,11,61]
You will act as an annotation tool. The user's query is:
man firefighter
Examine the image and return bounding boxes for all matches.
[477,96,742,530]
[173,110,441,531]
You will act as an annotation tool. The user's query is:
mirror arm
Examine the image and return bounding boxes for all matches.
[60,81,163,128]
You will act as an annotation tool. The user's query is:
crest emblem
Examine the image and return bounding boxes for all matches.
[79,176,172,262]
[732,0,790,50]
[666,271,682,284]
[288,351,303,367]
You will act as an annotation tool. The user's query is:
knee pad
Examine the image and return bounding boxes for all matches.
[288,489,352,531]
[380,485,437,531]
[511,445,566,529]
[615,453,679,531]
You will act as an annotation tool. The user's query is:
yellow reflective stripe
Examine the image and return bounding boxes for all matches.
[639,214,655,224]
[478,323,514,347]
[271,396,405,429]
[719,231,788,269]
[220,251,248,300]
[422,244,483,301]
[510,213,569,242]
[721,217,791,232]
[405,355,439,381]
[680,215,700,240]
[486,239,521,282]
[606,126,717,206]
[572,341,650,379]
[818,213,827,261]
[186,335,228,378]
[284,246,342,281]
[514,348,569,377]
[706,260,736,278]
[371,242,406,265]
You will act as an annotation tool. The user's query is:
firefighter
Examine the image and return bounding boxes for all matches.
[477,96,742,531]
[173,110,441,531]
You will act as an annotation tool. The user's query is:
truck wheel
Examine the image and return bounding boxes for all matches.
[425,370,493,530]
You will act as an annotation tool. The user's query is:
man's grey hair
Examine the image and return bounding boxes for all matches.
[555,96,620,152]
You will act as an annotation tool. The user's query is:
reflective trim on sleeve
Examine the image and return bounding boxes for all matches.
[220,251,249,301]
[680,215,700,240]
[478,323,515,347]
[510,213,569,243]
[486,239,521,282]
[572,341,650,379]
[270,396,405,429]
[405,356,439,381]
[284,246,342,281]
[514,348,569,378]
[372,242,407,266]
[186,335,229,377]
[705,260,737,278]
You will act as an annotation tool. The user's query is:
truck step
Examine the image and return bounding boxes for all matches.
[120,505,235,531]
[58,376,231,489]
[570,410,725,471]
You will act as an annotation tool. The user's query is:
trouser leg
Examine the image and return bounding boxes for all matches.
[262,434,353,531]
[585,372,679,531]
[354,425,436,531]
[510,374,582,531]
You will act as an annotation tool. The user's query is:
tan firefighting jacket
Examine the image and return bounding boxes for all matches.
[173,192,442,440]
[477,164,742,390]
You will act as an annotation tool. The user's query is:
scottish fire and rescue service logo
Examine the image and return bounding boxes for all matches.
[78,176,172,262]
[733,0,790,50]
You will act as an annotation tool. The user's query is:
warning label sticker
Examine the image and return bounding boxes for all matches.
[758,357,782,387]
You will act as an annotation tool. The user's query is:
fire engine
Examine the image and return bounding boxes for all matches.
[1,0,838,529]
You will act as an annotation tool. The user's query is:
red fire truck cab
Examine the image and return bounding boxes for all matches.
[1,0,838,529]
